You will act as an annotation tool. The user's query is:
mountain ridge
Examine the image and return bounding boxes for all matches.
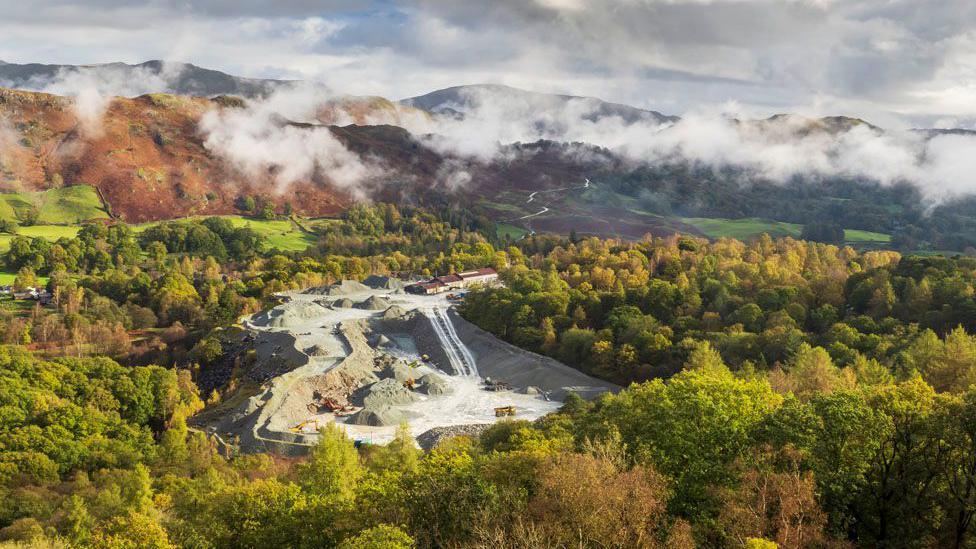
[0,60,293,98]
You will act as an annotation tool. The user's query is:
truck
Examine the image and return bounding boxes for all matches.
[494,406,517,417]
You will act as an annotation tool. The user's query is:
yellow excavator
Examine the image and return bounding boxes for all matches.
[290,419,319,433]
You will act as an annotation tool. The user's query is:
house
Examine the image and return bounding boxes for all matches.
[407,281,447,295]
[12,287,37,300]
[405,267,499,294]
[434,274,462,286]
[457,268,499,287]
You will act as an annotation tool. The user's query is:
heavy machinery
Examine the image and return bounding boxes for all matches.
[494,406,517,417]
[308,392,354,415]
[290,419,319,433]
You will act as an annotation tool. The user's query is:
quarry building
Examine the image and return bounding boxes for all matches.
[406,268,499,295]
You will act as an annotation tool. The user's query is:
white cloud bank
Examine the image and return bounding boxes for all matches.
[197,85,385,198]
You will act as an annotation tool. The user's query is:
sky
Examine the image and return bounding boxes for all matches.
[1,0,976,128]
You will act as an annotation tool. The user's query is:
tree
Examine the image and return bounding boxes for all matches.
[189,337,222,365]
[18,204,39,226]
[855,378,953,545]
[942,390,976,548]
[770,344,854,400]
[530,452,676,547]
[683,340,729,375]
[922,326,976,394]
[337,525,414,549]
[13,265,37,290]
[719,448,830,548]
[146,241,167,263]
[801,222,844,243]
[236,195,256,212]
[589,368,782,518]
[0,218,18,234]
[404,443,497,547]
[297,423,362,500]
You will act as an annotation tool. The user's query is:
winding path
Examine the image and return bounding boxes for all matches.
[507,178,592,237]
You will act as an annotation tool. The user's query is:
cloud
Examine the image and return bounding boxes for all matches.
[0,115,19,162]
[397,87,976,202]
[197,84,386,198]
[23,64,178,136]
[2,0,976,126]
[434,159,473,191]
[2,0,976,203]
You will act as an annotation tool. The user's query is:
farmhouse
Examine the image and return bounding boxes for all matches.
[406,267,499,294]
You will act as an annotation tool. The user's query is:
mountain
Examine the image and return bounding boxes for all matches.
[401,84,679,126]
[0,88,346,222]
[0,60,290,98]
[3,72,976,250]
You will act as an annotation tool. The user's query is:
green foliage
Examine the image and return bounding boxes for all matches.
[235,195,256,213]
[296,423,362,500]
[337,524,414,549]
[587,368,782,517]
[0,346,197,483]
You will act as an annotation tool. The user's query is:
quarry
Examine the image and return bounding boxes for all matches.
[195,277,616,452]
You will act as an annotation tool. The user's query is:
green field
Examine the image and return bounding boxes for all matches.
[682,217,804,240]
[0,225,82,252]
[134,215,319,252]
[0,272,50,286]
[0,185,108,224]
[682,217,892,244]
[222,216,318,252]
[496,223,530,240]
[843,229,892,242]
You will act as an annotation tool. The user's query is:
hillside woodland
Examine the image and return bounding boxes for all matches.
[1,204,976,546]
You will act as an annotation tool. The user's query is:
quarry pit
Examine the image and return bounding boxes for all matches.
[196,277,616,453]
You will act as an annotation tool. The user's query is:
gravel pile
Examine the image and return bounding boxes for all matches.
[332,298,354,308]
[363,378,418,408]
[355,295,391,310]
[363,275,404,290]
[305,280,371,296]
[416,424,492,450]
[252,301,325,328]
[381,305,408,319]
[420,373,451,395]
[351,405,407,427]
[384,361,415,382]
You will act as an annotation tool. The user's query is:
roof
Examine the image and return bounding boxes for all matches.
[435,274,463,283]
[458,267,497,278]
[410,281,445,290]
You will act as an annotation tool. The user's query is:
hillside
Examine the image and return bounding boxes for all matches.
[402,83,679,126]
[1,79,975,250]
[0,87,348,222]
[0,59,289,97]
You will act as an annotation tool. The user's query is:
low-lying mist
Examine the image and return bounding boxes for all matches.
[398,87,976,203]
[198,84,386,198]
[7,68,976,204]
